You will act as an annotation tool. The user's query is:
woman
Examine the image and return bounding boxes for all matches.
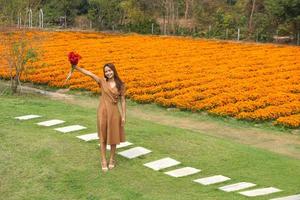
[72,63,126,172]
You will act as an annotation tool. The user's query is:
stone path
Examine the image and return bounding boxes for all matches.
[98,141,133,150]
[37,119,65,127]
[165,167,201,177]
[77,133,99,141]
[117,147,152,159]
[219,182,256,192]
[15,114,41,120]
[193,175,231,185]
[144,157,180,171]
[239,187,282,197]
[16,113,299,199]
[54,125,87,133]
[270,194,300,200]
[106,141,133,150]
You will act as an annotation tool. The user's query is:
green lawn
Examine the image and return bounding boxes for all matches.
[0,93,299,200]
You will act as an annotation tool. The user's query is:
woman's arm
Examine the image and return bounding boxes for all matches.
[72,65,101,84]
[120,95,126,126]
[120,85,126,126]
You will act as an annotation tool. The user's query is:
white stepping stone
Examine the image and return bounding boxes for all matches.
[270,194,300,200]
[77,133,99,141]
[219,182,256,192]
[54,125,87,133]
[193,175,231,185]
[97,141,133,150]
[37,119,65,127]
[118,147,151,159]
[239,187,282,197]
[15,115,41,120]
[144,157,181,171]
[107,141,133,150]
[164,167,201,177]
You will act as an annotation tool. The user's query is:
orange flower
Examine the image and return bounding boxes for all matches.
[0,30,299,127]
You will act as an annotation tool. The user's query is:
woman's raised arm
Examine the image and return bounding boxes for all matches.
[72,65,101,84]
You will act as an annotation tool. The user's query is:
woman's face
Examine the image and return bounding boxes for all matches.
[104,66,114,79]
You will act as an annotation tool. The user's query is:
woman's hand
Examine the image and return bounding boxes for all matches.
[121,117,126,127]
[65,65,76,84]
[71,64,76,69]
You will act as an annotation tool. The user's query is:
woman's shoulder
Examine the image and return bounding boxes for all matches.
[100,77,106,83]
[97,77,106,86]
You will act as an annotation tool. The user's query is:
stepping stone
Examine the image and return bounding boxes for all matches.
[239,187,282,197]
[270,194,300,200]
[118,147,151,159]
[164,167,201,178]
[15,115,41,120]
[193,175,231,185]
[37,119,65,127]
[98,141,133,150]
[107,141,133,150]
[54,125,87,133]
[144,157,181,171]
[219,182,256,192]
[77,133,99,141]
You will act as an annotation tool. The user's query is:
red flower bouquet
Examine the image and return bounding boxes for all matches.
[68,51,81,65]
[65,51,82,84]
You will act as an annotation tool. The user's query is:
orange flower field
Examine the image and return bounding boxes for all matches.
[0,30,299,127]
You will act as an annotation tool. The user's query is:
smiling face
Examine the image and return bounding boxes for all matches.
[104,66,114,79]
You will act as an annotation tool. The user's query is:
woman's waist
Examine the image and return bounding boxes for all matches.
[101,95,119,104]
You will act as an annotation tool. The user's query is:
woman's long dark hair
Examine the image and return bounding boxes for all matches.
[103,63,124,92]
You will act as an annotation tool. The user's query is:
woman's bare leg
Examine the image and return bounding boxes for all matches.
[109,144,116,169]
[100,142,108,170]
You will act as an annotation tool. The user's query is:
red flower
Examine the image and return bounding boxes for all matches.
[68,52,81,65]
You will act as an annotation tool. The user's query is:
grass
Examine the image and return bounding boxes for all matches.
[0,79,297,133]
[0,93,300,200]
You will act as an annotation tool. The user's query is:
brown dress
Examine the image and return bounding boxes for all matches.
[97,77,126,145]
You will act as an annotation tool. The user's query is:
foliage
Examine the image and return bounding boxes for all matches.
[1,31,39,93]
[0,0,299,41]
[87,0,122,29]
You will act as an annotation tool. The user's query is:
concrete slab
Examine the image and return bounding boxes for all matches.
[164,167,201,177]
[54,125,87,133]
[15,115,41,120]
[219,182,256,192]
[270,194,300,200]
[37,119,65,127]
[77,133,98,141]
[239,187,282,197]
[144,157,181,171]
[118,147,151,159]
[193,175,231,185]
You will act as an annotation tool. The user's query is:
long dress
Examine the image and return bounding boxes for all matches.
[97,77,126,145]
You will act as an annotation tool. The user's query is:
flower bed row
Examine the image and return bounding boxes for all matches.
[0,30,299,127]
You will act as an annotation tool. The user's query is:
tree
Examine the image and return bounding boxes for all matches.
[1,30,39,93]
[43,0,82,26]
[248,0,256,35]
[265,0,300,35]
[88,0,122,29]
[0,0,42,26]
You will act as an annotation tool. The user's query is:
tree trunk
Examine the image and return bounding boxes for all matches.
[191,0,194,18]
[171,0,175,34]
[163,12,166,35]
[166,0,170,34]
[11,75,18,93]
[185,0,189,20]
[248,0,256,36]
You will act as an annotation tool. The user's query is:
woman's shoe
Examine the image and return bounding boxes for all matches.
[101,162,108,172]
[108,159,116,170]
[102,166,108,172]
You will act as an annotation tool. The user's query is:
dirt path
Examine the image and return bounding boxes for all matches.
[6,83,300,160]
